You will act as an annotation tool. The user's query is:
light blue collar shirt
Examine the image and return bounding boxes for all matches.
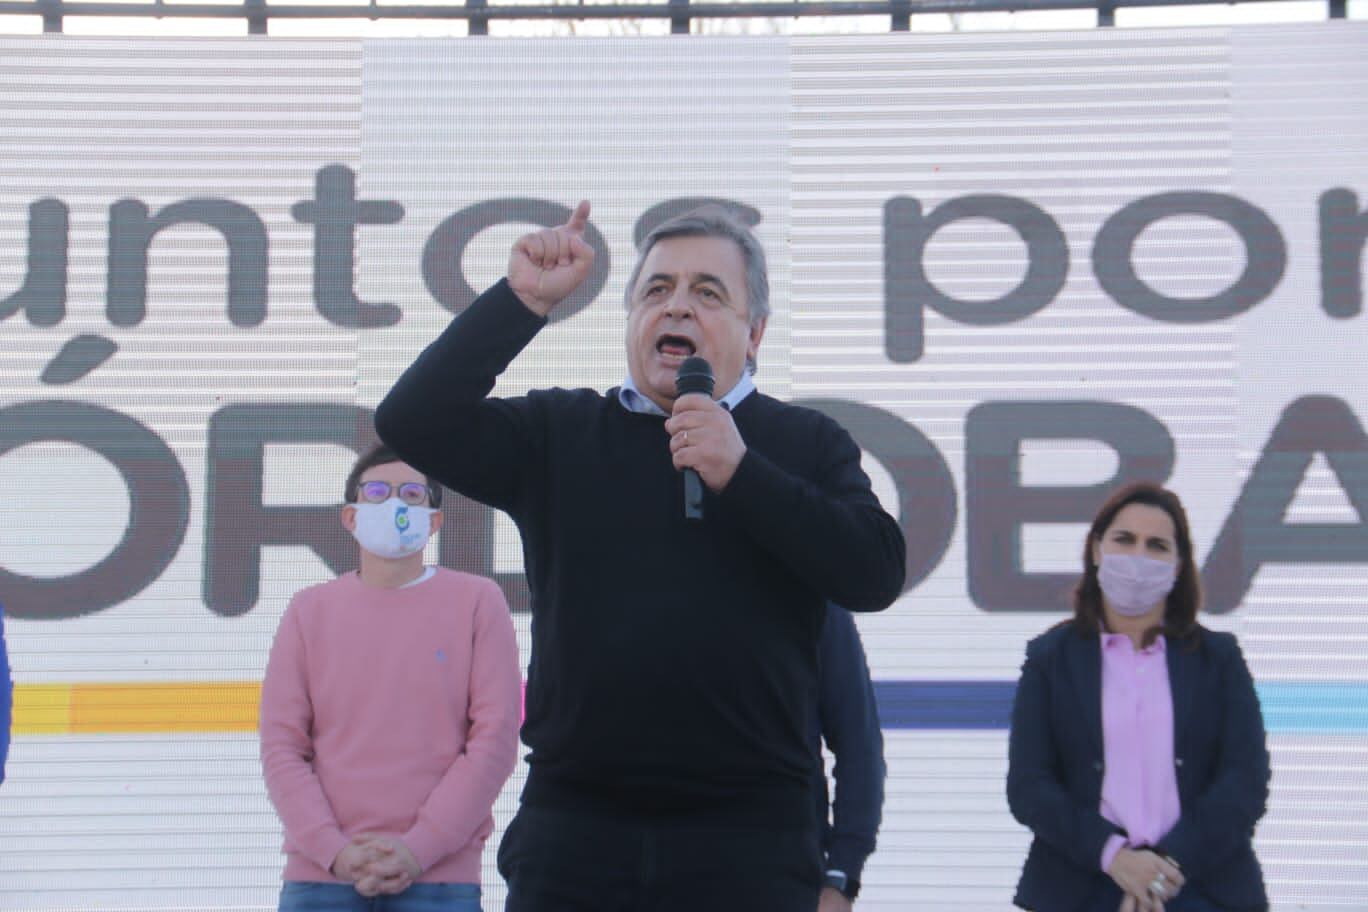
[618,370,757,416]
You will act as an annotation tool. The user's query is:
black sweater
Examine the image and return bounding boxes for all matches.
[376,279,905,826]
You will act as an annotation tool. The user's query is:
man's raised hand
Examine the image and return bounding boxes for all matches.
[508,200,595,317]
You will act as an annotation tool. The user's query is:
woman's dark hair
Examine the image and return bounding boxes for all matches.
[343,443,443,508]
[1073,481,1200,647]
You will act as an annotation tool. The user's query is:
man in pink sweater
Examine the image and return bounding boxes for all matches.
[260,444,521,911]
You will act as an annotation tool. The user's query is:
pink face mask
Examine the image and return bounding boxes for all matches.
[1097,552,1177,616]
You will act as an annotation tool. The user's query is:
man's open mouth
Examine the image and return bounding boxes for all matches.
[656,334,696,359]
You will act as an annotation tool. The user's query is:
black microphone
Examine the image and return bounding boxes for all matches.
[675,356,714,521]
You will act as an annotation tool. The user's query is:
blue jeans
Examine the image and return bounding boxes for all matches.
[278,882,482,912]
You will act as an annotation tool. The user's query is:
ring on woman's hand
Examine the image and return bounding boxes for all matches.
[1149,876,1167,895]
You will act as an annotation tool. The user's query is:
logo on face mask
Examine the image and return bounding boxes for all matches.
[351,499,432,559]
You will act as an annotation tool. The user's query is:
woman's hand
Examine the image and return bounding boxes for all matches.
[1108,847,1184,911]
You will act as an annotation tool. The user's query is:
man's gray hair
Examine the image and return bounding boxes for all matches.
[624,205,771,328]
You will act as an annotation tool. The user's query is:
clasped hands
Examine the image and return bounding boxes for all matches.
[1108,847,1185,912]
[331,834,422,897]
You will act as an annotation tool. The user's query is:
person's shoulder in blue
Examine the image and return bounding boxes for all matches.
[813,602,886,910]
[1,604,11,785]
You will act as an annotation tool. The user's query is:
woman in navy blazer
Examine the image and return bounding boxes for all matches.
[1008,483,1270,912]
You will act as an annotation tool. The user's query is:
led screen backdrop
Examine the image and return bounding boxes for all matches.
[1,23,1366,909]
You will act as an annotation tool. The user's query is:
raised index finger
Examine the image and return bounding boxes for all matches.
[565,199,591,235]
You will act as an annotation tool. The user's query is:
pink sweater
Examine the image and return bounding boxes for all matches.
[260,568,520,884]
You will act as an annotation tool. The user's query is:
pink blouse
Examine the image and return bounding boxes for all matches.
[1098,633,1182,872]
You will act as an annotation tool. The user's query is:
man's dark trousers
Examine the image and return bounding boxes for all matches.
[499,804,822,912]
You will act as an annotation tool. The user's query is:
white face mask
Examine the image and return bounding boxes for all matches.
[349,499,434,559]
[1097,552,1178,617]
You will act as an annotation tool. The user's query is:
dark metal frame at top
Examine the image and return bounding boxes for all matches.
[0,0,1350,38]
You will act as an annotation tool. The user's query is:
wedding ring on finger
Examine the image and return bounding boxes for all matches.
[682,431,689,445]
[1149,875,1167,896]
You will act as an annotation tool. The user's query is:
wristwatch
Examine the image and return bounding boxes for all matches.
[823,869,860,900]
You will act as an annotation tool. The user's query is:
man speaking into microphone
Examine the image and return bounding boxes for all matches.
[376,201,904,911]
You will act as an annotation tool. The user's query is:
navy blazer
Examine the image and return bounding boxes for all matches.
[1007,622,1270,912]
[810,604,886,884]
